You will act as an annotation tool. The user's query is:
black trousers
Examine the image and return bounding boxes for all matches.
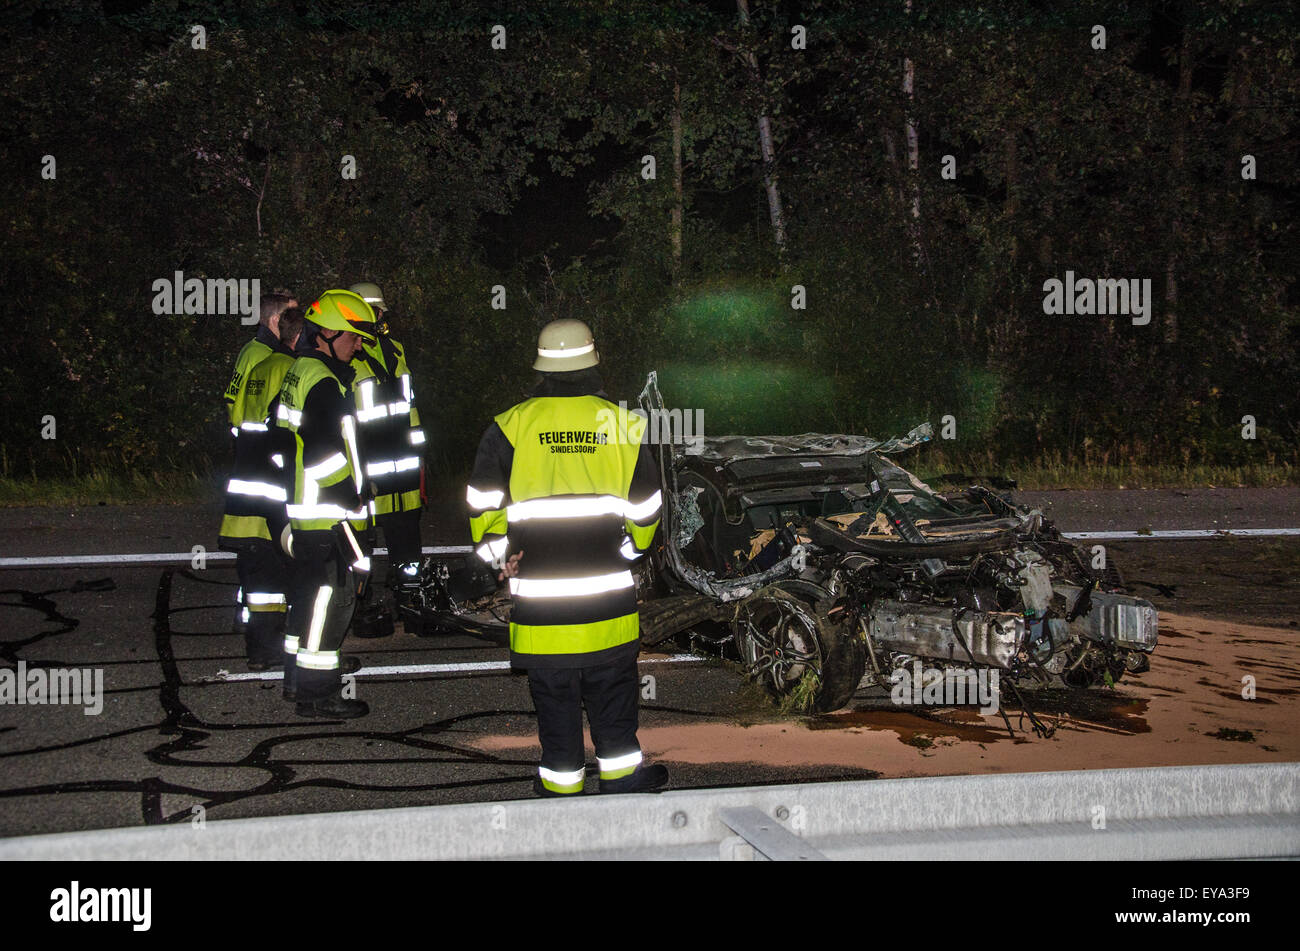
[284,538,357,700]
[376,507,422,570]
[234,539,289,662]
[526,648,641,789]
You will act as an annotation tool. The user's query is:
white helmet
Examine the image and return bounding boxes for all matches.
[534,318,599,372]
[348,281,387,312]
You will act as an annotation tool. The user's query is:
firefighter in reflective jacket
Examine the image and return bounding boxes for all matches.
[218,304,303,668]
[467,319,669,796]
[347,282,427,633]
[276,290,375,719]
[224,292,296,431]
[219,293,295,647]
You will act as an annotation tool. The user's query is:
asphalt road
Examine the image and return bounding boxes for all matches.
[7,486,1300,557]
[1,488,1297,837]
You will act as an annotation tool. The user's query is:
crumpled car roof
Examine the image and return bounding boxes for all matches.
[689,422,933,465]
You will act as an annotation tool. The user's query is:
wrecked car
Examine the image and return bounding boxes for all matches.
[409,371,1159,716]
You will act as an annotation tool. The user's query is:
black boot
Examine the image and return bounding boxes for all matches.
[283,656,359,701]
[599,763,669,795]
[245,608,286,670]
[296,691,370,719]
[248,619,287,670]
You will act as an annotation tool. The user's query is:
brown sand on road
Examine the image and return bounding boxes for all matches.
[467,613,1300,779]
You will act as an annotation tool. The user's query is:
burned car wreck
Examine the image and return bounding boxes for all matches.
[412,372,1159,717]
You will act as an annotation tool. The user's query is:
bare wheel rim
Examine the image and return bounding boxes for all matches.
[741,596,824,694]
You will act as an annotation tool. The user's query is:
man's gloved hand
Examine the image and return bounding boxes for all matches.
[497,550,524,584]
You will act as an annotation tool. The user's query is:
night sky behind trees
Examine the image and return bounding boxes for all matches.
[4,0,1297,483]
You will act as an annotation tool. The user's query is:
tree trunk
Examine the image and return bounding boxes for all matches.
[671,80,683,276]
[1166,26,1194,345]
[903,0,921,264]
[736,0,787,252]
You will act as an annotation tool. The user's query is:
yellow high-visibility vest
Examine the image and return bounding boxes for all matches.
[469,394,661,661]
[276,356,366,535]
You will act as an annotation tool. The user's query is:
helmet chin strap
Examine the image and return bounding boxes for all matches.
[321,329,345,361]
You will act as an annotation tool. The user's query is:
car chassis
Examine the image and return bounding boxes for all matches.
[411,372,1159,719]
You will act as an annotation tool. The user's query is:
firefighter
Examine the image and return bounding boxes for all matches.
[218,304,304,668]
[225,292,296,429]
[347,281,428,635]
[276,290,376,718]
[466,319,668,796]
[220,292,295,645]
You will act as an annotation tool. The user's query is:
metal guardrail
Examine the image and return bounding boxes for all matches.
[2,763,1296,861]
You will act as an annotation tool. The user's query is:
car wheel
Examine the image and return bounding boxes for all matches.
[736,588,866,713]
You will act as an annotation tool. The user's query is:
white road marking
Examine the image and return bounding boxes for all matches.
[1063,528,1300,540]
[0,545,475,568]
[201,653,705,684]
[4,528,1300,569]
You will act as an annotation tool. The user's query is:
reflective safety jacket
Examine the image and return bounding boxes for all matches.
[219,345,298,547]
[224,326,279,427]
[275,352,367,537]
[467,389,662,668]
[352,334,424,518]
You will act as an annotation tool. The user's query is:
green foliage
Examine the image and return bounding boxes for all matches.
[776,669,822,716]
[2,0,1296,485]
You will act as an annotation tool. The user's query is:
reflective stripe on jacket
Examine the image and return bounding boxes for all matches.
[219,349,297,546]
[352,334,424,516]
[468,391,661,667]
[277,353,366,534]
[223,327,277,427]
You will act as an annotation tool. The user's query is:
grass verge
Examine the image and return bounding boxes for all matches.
[912,455,1297,491]
[2,459,1296,507]
[0,472,218,507]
